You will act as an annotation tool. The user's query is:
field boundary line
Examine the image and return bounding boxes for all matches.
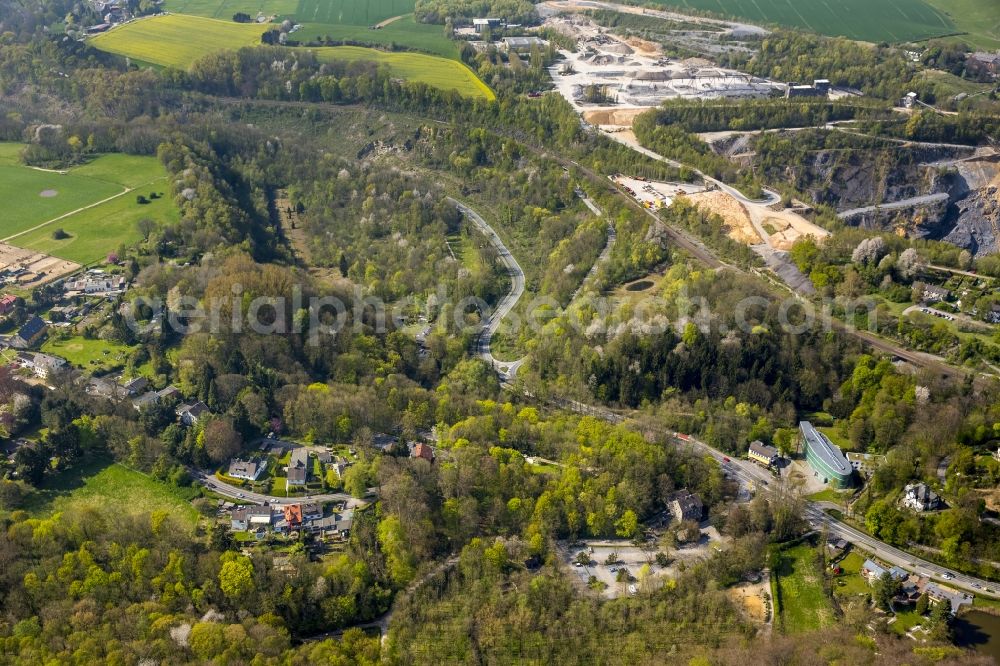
[2,176,166,243]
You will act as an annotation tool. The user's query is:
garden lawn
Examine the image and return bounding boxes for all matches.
[41,335,135,371]
[833,551,871,597]
[772,542,835,633]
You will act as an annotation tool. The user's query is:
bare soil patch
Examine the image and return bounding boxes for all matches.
[727,577,770,623]
[761,209,829,251]
[685,191,762,244]
[624,36,660,55]
[582,108,653,128]
[39,189,58,198]
[0,242,80,286]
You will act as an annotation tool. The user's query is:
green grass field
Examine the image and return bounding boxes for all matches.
[313,46,493,98]
[0,165,122,236]
[923,0,1000,49]
[41,335,136,371]
[15,185,178,264]
[89,14,490,98]
[0,146,177,264]
[21,460,200,527]
[772,542,835,633]
[165,0,414,25]
[832,551,871,597]
[90,14,267,69]
[293,15,458,59]
[164,0,298,19]
[294,0,414,25]
[644,0,956,43]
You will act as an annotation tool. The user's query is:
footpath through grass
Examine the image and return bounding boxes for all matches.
[0,146,178,264]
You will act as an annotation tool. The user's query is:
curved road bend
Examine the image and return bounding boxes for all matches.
[447,197,527,378]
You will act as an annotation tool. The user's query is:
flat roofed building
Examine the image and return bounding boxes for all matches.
[502,36,547,53]
[472,17,503,33]
[799,421,854,488]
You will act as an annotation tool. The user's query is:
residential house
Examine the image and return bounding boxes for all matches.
[286,448,310,487]
[316,450,333,464]
[228,458,266,482]
[670,490,703,523]
[0,294,18,315]
[11,316,47,348]
[156,385,181,402]
[309,509,354,537]
[967,52,1000,77]
[922,284,952,303]
[63,273,127,297]
[902,482,942,512]
[282,504,303,530]
[747,440,779,467]
[132,384,181,411]
[373,432,399,451]
[231,504,273,531]
[301,501,323,521]
[411,442,434,462]
[18,352,66,378]
[861,559,908,583]
[924,582,973,614]
[332,460,350,478]
[122,376,148,396]
[176,401,209,426]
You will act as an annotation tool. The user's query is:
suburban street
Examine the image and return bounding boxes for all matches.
[193,468,369,508]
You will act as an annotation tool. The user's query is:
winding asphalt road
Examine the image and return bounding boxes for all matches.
[447,197,527,379]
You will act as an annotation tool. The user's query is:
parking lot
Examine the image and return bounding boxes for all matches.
[564,526,729,598]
